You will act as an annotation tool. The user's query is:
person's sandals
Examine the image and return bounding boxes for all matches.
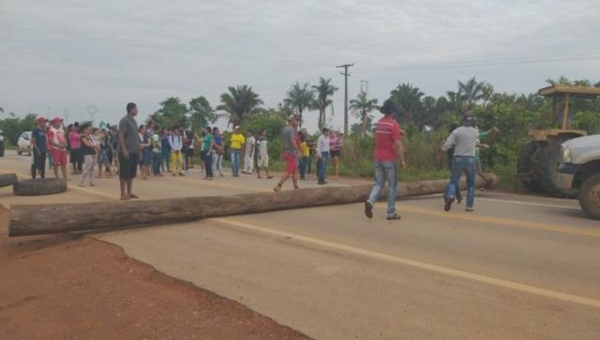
[129,194,140,199]
[364,201,373,219]
[274,183,282,192]
[386,214,402,220]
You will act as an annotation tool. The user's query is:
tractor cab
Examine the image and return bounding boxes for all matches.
[518,85,600,196]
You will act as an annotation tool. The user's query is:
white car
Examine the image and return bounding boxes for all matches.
[17,131,32,156]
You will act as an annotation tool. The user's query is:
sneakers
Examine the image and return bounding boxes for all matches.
[466,207,475,212]
[364,201,373,219]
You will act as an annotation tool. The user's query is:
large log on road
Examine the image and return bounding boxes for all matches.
[8,173,497,237]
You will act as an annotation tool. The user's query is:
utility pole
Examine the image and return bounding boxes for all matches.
[337,63,354,135]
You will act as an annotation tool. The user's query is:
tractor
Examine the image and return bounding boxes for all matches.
[517,85,600,197]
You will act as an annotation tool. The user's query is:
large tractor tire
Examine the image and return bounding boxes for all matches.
[0,173,18,188]
[537,145,578,198]
[579,173,600,220]
[13,178,67,196]
[517,141,542,192]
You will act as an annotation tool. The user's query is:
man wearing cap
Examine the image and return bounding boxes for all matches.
[46,117,68,180]
[229,126,245,177]
[441,112,480,212]
[31,117,48,179]
[118,102,140,200]
[274,115,301,192]
[364,100,405,221]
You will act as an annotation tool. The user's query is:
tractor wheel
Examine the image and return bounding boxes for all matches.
[538,145,578,198]
[517,141,542,192]
[579,173,600,220]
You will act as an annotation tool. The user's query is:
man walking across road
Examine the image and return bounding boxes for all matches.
[364,100,405,221]
[118,102,140,200]
[316,127,330,185]
[31,117,48,179]
[441,113,479,212]
[274,115,301,192]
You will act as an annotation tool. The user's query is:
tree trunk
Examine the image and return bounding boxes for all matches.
[8,173,497,237]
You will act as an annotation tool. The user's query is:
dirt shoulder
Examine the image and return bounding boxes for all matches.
[0,207,312,340]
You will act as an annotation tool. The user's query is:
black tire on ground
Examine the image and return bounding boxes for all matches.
[13,178,68,196]
[579,173,600,220]
[0,173,18,188]
[538,145,578,198]
[516,141,542,192]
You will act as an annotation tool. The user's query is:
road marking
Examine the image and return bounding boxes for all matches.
[213,218,600,309]
[477,197,580,210]
[401,205,600,237]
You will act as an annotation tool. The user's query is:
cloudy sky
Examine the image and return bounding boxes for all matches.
[2,0,599,132]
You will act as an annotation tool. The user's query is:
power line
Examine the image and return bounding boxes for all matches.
[337,63,354,136]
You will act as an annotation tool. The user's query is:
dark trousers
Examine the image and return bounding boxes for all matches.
[31,151,46,179]
[307,154,314,174]
[152,152,161,175]
[204,151,213,178]
[299,156,308,179]
[70,149,83,172]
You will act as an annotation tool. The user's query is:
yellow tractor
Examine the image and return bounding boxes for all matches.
[517,85,600,197]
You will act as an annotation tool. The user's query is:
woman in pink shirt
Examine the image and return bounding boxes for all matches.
[68,124,83,174]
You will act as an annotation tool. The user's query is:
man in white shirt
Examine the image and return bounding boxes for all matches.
[169,128,184,176]
[243,131,256,174]
[317,127,330,185]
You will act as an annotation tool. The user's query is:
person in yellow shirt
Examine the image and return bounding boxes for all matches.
[229,126,245,177]
[298,132,310,180]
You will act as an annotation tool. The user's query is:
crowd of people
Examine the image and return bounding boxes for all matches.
[28,103,347,195]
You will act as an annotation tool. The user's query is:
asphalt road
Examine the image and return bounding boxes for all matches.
[1,150,599,340]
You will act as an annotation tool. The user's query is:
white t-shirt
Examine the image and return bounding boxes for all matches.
[246,136,256,154]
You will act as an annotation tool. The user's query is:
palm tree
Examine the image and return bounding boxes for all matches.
[217,85,264,127]
[312,77,338,130]
[458,77,486,108]
[349,90,379,135]
[189,96,217,131]
[389,83,424,123]
[284,82,315,129]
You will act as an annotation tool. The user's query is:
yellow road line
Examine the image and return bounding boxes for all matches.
[213,218,600,309]
[401,205,600,237]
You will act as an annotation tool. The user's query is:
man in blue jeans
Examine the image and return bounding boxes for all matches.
[364,100,405,221]
[441,113,479,212]
[316,127,330,185]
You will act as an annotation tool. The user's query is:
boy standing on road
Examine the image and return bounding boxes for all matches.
[31,117,48,179]
[256,129,272,179]
[169,128,185,176]
[364,100,405,221]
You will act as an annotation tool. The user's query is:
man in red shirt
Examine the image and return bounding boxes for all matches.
[364,100,406,220]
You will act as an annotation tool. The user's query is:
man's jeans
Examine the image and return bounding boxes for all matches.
[367,161,398,217]
[317,151,329,183]
[445,156,476,208]
[31,150,46,179]
[230,149,241,176]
